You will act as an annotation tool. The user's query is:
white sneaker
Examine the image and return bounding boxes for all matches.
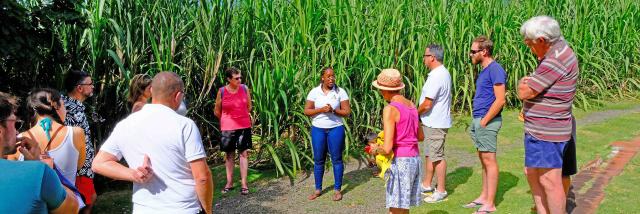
[424,191,448,203]
[421,185,435,196]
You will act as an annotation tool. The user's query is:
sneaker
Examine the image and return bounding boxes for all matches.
[424,191,448,203]
[421,185,435,196]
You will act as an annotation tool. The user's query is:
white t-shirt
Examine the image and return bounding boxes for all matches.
[100,104,206,214]
[306,85,349,129]
[419,65,453,128]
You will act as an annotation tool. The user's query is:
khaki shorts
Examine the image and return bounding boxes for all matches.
[422,126,448,161]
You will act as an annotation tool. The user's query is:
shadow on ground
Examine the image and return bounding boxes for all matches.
[495,171,519,206]
[445,166,473,195]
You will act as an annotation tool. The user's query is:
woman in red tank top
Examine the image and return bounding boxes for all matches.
[214,67,253,195]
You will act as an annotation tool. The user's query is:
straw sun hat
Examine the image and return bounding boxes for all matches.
[371,68,405,91]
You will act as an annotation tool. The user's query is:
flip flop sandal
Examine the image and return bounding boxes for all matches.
[332,192,343,201]
[240,188,249,195]
[462,201,484,208]
[221,187,234,194]
[308,192,321,200]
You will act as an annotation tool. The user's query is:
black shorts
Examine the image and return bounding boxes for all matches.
[220,128,252,153]
[562,137,577,176]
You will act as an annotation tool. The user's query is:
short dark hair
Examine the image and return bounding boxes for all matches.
[27,88,64,124]
[473,35,494,56]
[224,67,241,81]
[0,92,19,127]
[63,70,91,93]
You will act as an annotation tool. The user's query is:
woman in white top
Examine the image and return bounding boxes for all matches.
[11,88,86,184]
[304,67,351,201]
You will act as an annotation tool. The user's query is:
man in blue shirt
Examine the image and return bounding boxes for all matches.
[462,36,507,213]
[0,92,78,214]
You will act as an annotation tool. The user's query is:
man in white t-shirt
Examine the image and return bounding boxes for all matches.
[92,72,213,214]
[418,44,452,203]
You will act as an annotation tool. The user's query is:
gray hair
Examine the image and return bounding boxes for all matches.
[520,16,563,43]
[427,44,444,62]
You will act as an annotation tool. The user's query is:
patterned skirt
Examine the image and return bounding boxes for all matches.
[384,156,421,209]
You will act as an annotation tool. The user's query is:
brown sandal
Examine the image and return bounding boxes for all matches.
[332,191,343,201]
[308,190,321,200]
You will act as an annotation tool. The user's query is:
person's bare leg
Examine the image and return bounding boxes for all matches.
[473,152,488,204]
[478,152,498,211]
[239,150,249,189]
[225,152,236,188]
[423,156,434,188]
[562,176,571,196]
[80,194,96,214]
[526,167,549,214]
[539,168,565,214]
[434,159,447,193]
[389,208,409,214]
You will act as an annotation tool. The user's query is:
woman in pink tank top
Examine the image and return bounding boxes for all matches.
[370,69,424,213]
[214,67,253,195]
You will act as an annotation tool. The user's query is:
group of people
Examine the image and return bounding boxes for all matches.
[306,15,579,214]
[0,15,578,214]
[1,70,97,213]
[0,67,253,213]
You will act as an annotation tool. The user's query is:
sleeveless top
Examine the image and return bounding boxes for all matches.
[220,84,252,131]
[389,102,419,157]
[45,127,79,184]
[21,126,79,183]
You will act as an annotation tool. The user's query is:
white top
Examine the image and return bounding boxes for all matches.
[306,85,349,129]
[419,65,453,128]
[19,126,78,184]
[100,104,206,214]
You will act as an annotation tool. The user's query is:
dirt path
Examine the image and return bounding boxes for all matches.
[214,106,640,214]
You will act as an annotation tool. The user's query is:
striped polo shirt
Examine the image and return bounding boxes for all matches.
[524,39,579,142]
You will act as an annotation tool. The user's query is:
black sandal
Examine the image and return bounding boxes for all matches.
[221,187,234,194]
[240,188,249,195]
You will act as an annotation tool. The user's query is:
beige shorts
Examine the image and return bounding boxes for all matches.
[422,126,448,161]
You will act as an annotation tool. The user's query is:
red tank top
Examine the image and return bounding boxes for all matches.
[220,85,251,131]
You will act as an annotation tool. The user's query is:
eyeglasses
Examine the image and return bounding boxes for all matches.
[469,49,483,55]
[1,118,24,130]
[323,76,336,80]
[423,54,434,58]
[78,82,94,86]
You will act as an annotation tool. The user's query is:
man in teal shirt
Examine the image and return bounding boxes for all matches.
[0,92,78,213]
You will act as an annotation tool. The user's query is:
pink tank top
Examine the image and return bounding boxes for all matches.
[220,85,252,131]
[389,102,419,157]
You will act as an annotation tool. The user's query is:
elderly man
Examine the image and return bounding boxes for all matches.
[418,44,453,203]
[518,16,579,214]
[0,92,79,213]
[93,72,213,214]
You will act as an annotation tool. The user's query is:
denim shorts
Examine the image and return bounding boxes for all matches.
[524,133,567,168]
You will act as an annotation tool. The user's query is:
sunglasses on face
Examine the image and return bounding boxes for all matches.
[1,119,24,130]
[233,76,242,81]
[469,49,483,54]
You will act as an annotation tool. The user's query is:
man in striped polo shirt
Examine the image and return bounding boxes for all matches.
[517,16,579,214]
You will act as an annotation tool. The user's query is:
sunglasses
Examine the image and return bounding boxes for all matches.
[233,76,242,81]
[469,49,483,54]
[1,118,24,130]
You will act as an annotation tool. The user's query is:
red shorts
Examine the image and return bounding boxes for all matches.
[75,176,96,205]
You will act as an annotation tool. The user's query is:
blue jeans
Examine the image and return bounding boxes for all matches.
[311,125,345,191]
